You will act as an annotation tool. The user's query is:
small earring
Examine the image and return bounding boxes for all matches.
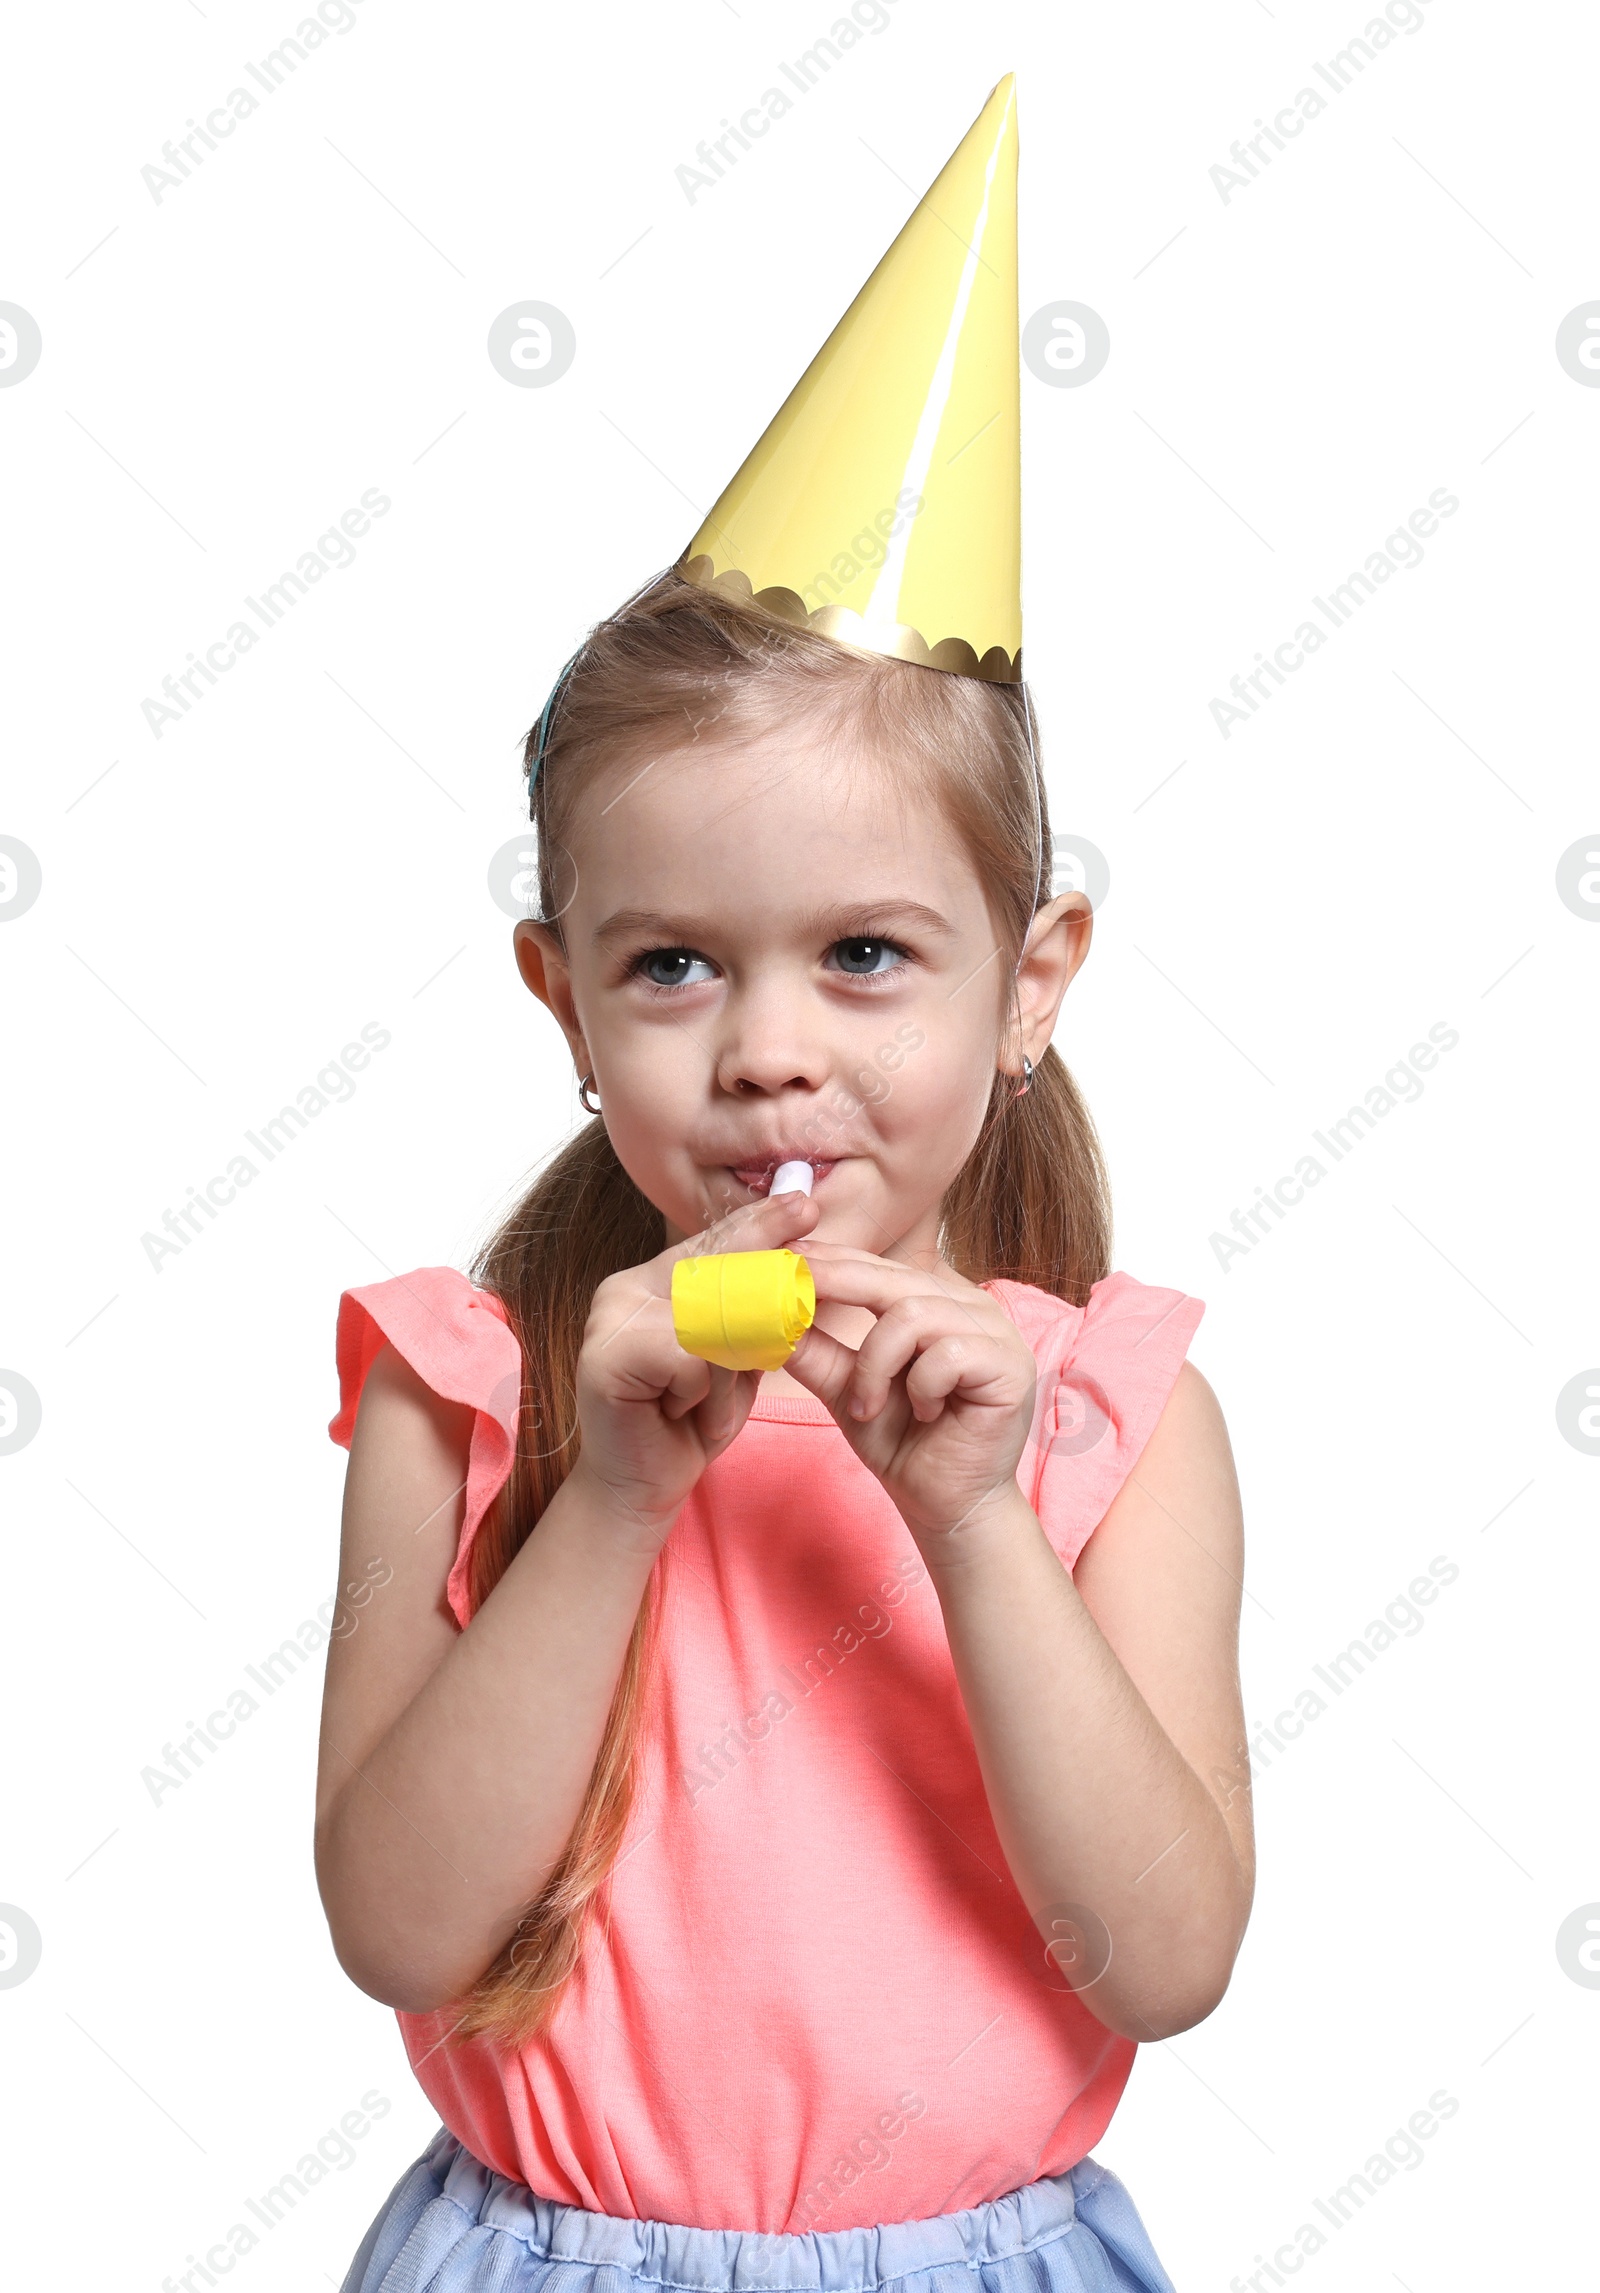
[1014,1054,1034,1099]
[578,1073,602,1114]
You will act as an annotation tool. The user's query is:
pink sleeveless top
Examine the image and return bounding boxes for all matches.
[329,1266,1205,2234]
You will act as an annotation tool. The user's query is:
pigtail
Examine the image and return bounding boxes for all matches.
[450,1120,664,2051]
[940,1047,1113,1305]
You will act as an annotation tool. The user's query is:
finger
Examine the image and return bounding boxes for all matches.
[662,1188,822,1273]
[903,1335,995,1422]
[806,1251,992,1322]
[691,1361,746,1444]
[699,1188,821,1257]
[597,1296,714,1410]
[617,1193,821,1305]
[657,1351,713,1421]
[780,1321,862,1416]
[809,1244,989,1297]
[847,1300,979,1420]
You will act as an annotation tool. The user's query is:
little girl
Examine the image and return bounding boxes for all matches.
[317,77,1250,2293]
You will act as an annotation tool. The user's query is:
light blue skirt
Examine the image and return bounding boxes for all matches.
[341,2129,1177,2293]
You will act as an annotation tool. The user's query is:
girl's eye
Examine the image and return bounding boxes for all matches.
[828,938,905,977]
[636,948,716,988]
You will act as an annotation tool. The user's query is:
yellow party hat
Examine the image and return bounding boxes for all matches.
[680,75,1020,681]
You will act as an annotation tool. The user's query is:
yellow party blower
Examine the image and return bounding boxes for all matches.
[671,1249,816,1374]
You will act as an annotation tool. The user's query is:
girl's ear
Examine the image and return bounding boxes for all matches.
[513,922,591,1071]
[1004,891,1093,1072]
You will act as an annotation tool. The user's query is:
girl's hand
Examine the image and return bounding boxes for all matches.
[783,1247,1038,1550]
[570,1190,820,1549]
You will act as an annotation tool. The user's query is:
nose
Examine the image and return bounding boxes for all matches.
[713,978,831,1099]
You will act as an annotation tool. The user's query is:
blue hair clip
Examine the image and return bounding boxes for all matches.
[525,569,681,816]
[526,643,585,813]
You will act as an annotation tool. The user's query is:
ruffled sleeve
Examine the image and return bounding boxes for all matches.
[991,1270,1207,1574]
[328,1266,524,1629]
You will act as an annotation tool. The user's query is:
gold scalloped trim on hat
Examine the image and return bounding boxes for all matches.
[678,554,1020,684]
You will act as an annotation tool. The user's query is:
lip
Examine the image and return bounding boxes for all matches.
[727,1157,839,1196]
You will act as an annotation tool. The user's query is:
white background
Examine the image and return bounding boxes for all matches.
[2,0,1595,2285]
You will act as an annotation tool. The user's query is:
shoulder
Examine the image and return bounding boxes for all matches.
[986,1268,1206,1396]
[327,1267,523,1632]
[1126,1355,1237,1509]
[987,1271,1210,1574]
[329,1267,519,1450]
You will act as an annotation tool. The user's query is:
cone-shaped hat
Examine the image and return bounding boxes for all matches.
[680,76,1020,681]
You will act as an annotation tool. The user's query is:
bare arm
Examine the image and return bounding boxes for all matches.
[786,1251,1253,2041]
[314,1192,819,2012]
[926,1361,1254,2040]
[313,1342,661,2011]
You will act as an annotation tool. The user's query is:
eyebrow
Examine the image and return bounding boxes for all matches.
[593,899,960,946]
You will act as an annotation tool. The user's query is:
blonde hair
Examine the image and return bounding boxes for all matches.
[453,571,1112,2049]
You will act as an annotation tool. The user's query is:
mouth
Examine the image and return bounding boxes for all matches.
[727,1157,838,1197]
